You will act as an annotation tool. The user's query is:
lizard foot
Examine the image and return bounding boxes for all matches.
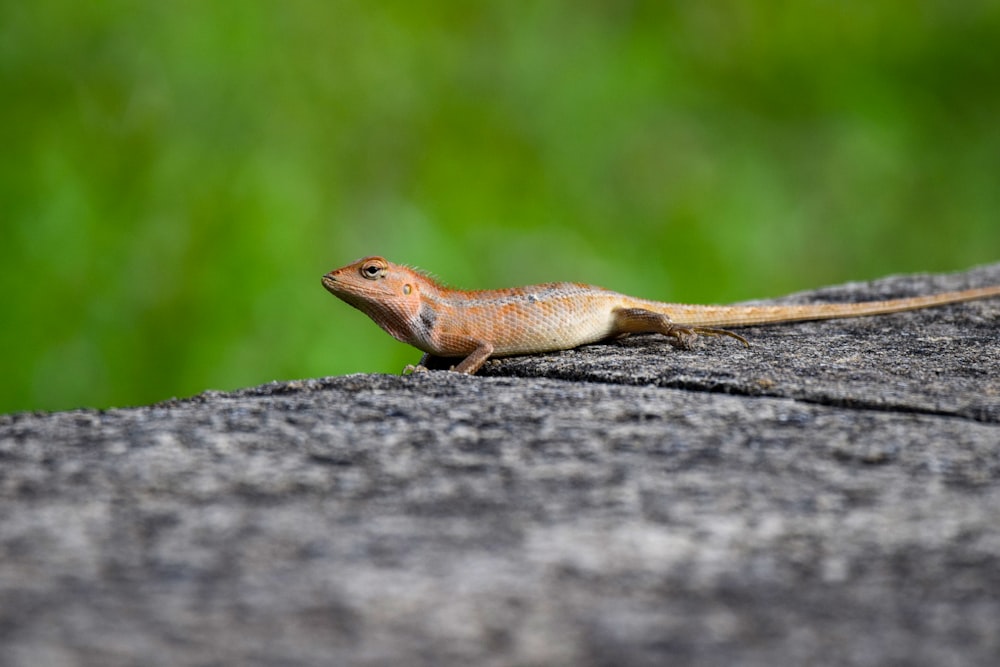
[665,325,750,349]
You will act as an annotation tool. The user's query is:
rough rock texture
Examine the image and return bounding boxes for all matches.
[2,264,999,667]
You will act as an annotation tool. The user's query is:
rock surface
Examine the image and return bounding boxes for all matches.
[2,264,999,666]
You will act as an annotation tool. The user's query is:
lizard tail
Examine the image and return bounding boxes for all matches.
[652,285,1000,328]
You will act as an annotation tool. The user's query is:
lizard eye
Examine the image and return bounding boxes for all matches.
[360,258,388,280]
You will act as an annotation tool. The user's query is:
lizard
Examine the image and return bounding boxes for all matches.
[321,256,1000,375]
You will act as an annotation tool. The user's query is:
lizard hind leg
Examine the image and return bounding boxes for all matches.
[612,308,749,349]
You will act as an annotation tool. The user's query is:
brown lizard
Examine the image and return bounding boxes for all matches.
[322,256,1000,374]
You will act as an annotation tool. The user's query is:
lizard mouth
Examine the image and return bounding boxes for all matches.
[321,274,340,294]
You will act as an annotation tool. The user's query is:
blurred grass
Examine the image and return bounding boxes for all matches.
[2,1,998,412]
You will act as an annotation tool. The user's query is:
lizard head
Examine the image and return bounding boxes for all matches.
[321,256,430,344]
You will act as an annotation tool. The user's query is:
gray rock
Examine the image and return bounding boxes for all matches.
[2,264,999,666]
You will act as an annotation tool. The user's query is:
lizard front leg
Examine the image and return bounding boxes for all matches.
[450,342,495,374]
[612,308,749,347]
[410,342,496,374]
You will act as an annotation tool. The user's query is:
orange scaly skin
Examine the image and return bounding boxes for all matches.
[322,256,1000,375]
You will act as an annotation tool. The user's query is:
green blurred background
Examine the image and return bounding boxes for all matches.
[2,1,999,413]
